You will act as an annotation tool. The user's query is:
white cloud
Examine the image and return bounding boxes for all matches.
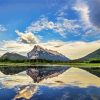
[26,17,48,33]
[26,17,81,37]
[73,0,90,26]
[0,49,7,57]
[15,30,39,44]
[73,0,100,38]
[0,42,7,56]
[0,25,7,32]
[1,40,34,56]
[57,6,68,17]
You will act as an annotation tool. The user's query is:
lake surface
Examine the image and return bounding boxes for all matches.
[1,85,100,100]
[0,66,100,100]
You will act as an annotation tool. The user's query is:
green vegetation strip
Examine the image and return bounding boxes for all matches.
[0,62,100,67]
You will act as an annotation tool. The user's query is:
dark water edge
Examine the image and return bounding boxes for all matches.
[0,85,100,100]
[0,66,100,77]
[0,66,68,75]
[81,67,100,77]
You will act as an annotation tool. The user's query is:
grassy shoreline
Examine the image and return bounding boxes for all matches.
[0,62,100,77]
[0,62,100,67]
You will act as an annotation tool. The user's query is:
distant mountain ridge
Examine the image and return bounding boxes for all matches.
[0,46,100,62]
[27,45,69,61]
[76,48,100,61]
[0,52,27,61]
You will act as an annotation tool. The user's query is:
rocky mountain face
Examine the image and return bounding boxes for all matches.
[27,45,69,61]
[0,52,27,61]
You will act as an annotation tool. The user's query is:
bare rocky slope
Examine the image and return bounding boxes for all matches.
[27,45,69,61]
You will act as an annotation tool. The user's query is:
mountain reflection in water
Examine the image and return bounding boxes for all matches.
[0,66,100,100]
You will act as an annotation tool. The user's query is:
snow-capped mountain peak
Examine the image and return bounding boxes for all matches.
[27,45,69,61]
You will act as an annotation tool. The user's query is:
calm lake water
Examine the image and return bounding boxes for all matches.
[0,66,100,100]
[0,85,100,100]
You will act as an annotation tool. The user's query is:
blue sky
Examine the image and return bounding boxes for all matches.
[0,0,100,59]
[0,0,100,42]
